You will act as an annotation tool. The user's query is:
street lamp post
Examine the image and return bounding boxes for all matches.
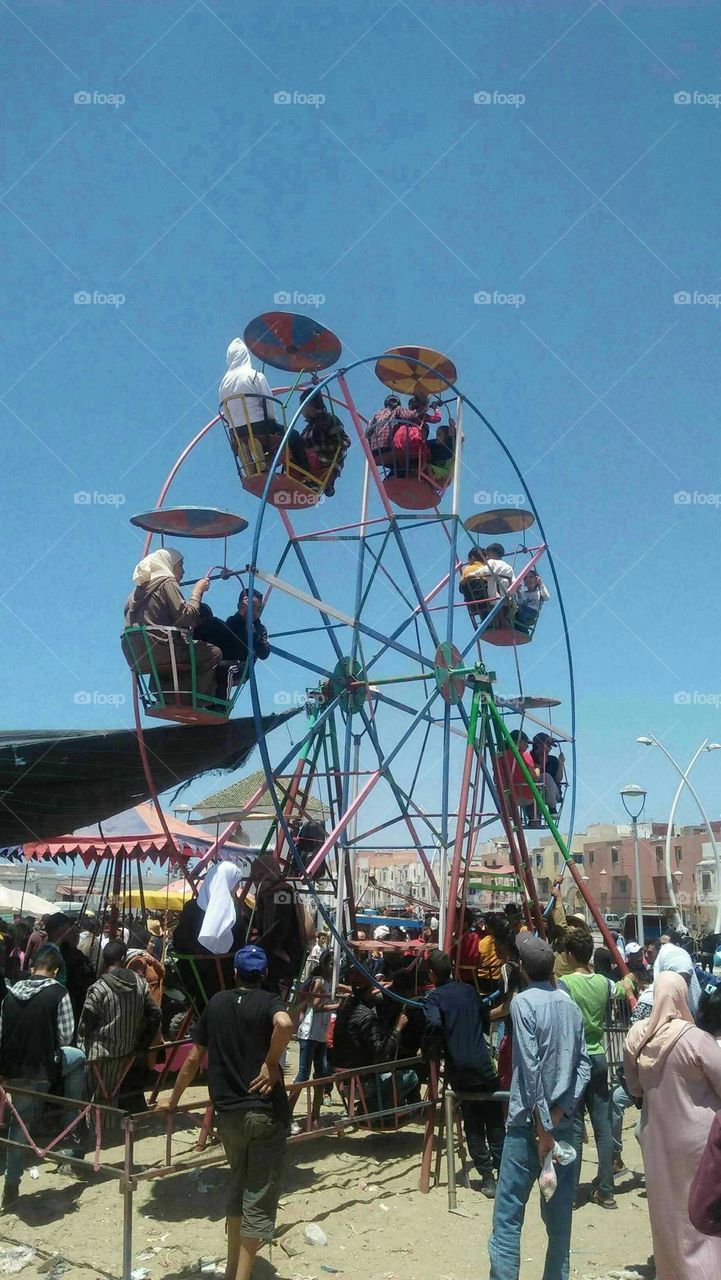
[620,784,647,946]
[637,736,721,933]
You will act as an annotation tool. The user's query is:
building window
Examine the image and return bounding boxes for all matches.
[611,847,619,865]
[573,854,584,865]
[703,873,712,893]
[588,850,594,864]
[675,846,683,864]
[655,846,663,863]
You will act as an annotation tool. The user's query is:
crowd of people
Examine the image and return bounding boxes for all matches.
[0,910,167,1208]
[4,877,721,1280]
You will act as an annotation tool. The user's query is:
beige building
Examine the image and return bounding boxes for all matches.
[355,849,437,912]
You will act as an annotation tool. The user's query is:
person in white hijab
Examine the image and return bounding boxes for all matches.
[219,338,281,477]
[197,862,246,955]
[637,940,702,1016]
[121,548,221,699]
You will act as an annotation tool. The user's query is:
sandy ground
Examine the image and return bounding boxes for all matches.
[0,1059,655,1280]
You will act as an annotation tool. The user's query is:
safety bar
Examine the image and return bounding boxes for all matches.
[442,1087,510,1212]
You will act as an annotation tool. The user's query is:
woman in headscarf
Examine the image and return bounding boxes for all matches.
[635,940,703,1021]
[172,861,249,1011]
[219,337,281,476]
[623,971,721,1279]
[121,548,222,699]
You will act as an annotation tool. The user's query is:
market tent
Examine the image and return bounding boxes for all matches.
[15,803,257,868]
[0,712,296,848]
[0,886,57,915]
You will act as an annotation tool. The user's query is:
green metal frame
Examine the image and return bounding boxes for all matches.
[122,625,248,718]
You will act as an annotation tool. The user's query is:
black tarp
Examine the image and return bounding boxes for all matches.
[0,714,295,847]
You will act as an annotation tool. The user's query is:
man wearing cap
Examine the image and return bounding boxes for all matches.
[158,945,293,1280]
[488,932,590,1280]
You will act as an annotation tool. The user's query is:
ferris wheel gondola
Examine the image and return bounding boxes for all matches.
[122,505,250,724]
[372,345,461,511]
[223,313,345,510]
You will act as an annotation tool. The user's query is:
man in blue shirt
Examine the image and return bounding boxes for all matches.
[488,933,590,1280]
[423,949,505,1198]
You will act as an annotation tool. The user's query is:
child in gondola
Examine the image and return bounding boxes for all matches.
[459,547,491,624]
[289,389,350,496]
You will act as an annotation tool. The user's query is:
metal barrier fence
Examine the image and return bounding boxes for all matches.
[441,1087,511,1212]
[605,997,632,1077]
[0,1053,438,1280]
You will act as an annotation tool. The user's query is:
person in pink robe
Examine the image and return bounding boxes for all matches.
[624,971,721,1280]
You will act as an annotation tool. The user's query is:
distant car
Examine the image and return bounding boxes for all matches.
[604,913,621,929]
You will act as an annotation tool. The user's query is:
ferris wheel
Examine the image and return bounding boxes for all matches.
[121,311,605,973]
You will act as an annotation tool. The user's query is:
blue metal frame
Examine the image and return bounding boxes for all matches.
[242,353,577,995]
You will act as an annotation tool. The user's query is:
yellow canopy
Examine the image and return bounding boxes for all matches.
[121,884,193,911]
[119,881,256,912]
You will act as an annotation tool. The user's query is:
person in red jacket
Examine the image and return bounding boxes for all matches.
[391,393,441,475]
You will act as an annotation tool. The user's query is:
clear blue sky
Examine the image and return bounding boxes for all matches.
[3,0,721,841]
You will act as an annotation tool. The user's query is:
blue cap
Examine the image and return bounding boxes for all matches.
[234,944,268,975]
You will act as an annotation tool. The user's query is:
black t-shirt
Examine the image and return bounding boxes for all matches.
[194,987,288,1121]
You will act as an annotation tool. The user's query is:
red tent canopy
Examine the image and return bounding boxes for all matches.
[18,803,252,869]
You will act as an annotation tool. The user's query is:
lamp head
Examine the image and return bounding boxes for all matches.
[636,736,654,747]
[706,743,721,752]
[620,783,647,820]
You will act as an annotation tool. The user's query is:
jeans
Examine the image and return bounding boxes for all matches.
[461,1098,506,1176]
[488,1117,581,1280]
[575,1052,614,1198]
[294,1039,327,1083]
[5,1048,86,1190]
[610,1083,634,1156]
[375,1068,418,1114]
